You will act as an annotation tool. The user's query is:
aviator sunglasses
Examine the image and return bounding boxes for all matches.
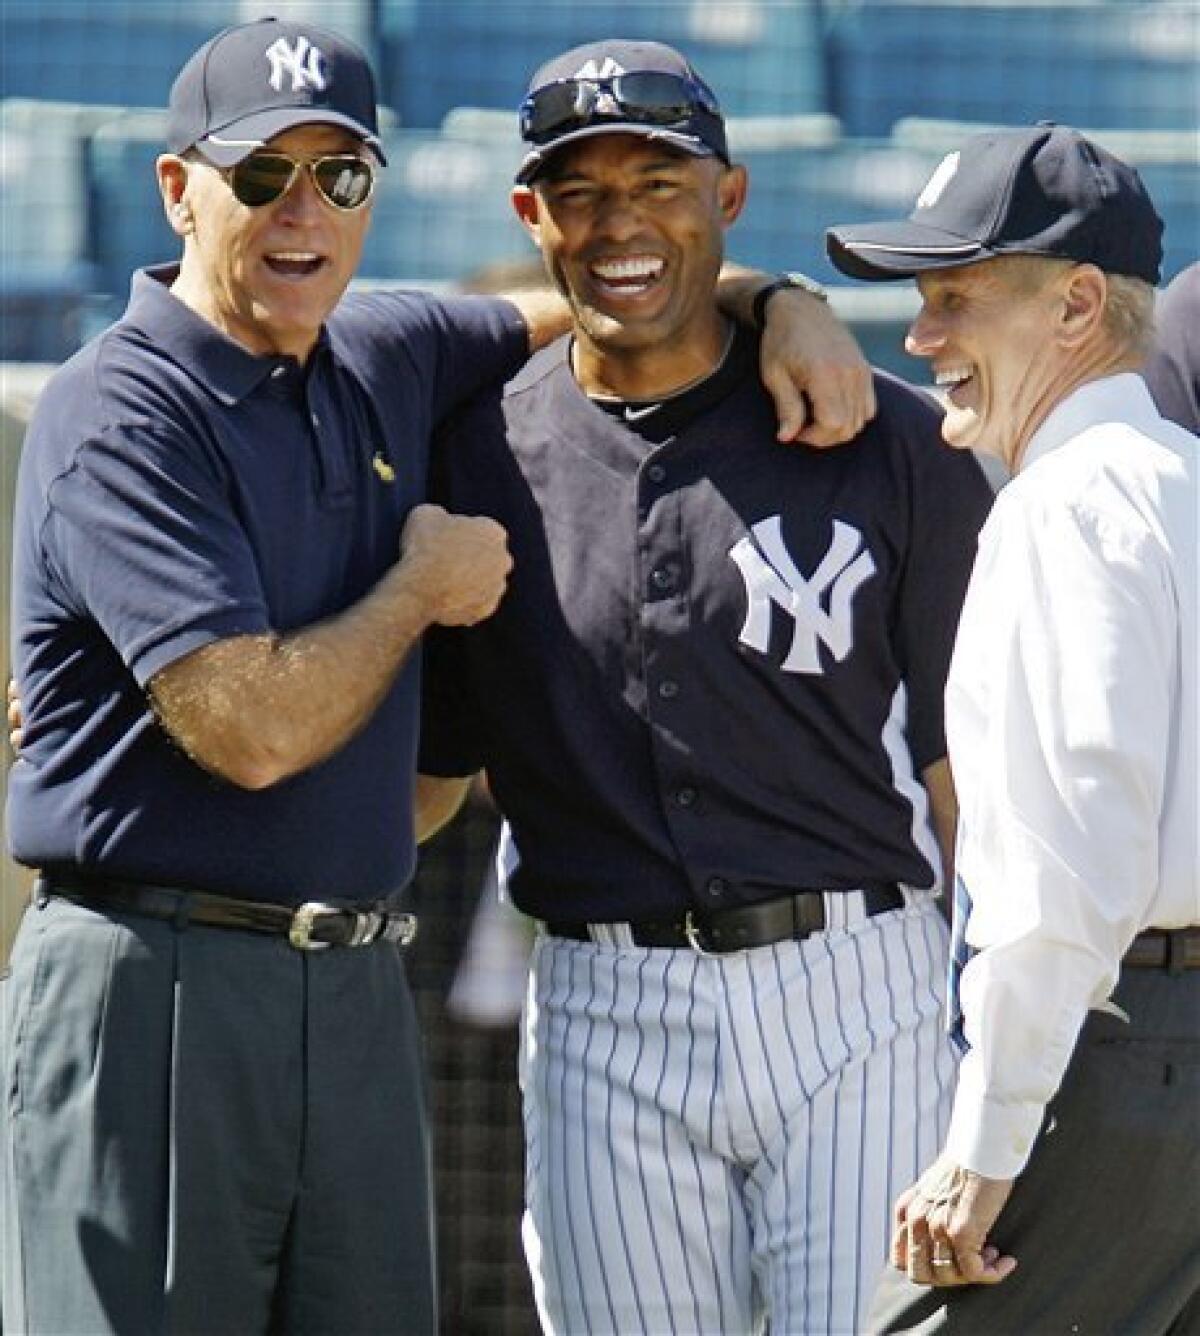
[519,71,722,144]
[222,151,377,211]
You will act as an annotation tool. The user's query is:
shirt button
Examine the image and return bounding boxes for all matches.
[706,876,729,897]
[675,787,697,808]
[651,566,676,591]
[658,679,679,699]
[647,463,666,484]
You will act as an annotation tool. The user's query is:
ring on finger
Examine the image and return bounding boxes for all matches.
[932,1255,955,1268]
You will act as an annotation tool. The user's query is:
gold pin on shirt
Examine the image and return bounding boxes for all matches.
[372,452,396,483]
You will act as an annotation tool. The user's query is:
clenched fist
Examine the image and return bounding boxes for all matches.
[399,504,513,627]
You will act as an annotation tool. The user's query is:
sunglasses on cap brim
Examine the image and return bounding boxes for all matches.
[219,151,376,210]
[519,71,721,144]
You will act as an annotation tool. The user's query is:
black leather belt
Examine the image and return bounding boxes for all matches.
[548,884,904,955]
[1123,927,1200,972]
[38,874,417,952]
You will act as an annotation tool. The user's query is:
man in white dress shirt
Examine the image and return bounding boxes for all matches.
[827,124,1200,1333]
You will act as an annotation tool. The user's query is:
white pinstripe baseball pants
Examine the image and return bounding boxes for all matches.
[520,892,956,1336]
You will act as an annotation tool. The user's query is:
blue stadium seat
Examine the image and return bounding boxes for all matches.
[1,104,98,282]
[0,272,98,364]
[825,3,1200,136]
[0,2,239,107]
[86,112,180,304]
[377,0,826,128]
[735,140,942,283]
[360,130,535,284]
[0,101,117,360]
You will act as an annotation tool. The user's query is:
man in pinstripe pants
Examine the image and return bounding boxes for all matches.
[418,39,994,1334]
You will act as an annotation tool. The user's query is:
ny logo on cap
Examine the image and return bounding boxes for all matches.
[916,152,960,211]
[572,56,625,114]
[730,517,876,675]
[265,36,328,93]
[572,56,626,80]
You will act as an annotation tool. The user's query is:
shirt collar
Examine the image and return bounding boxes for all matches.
[124,265,329,405]
[1021,373,1160,473]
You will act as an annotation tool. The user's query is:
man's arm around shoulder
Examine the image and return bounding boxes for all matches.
[501,269,877,447]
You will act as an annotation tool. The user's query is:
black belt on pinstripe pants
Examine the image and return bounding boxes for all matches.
[548,884,905,954]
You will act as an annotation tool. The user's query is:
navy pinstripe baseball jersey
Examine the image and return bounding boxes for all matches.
[421,328,993,923]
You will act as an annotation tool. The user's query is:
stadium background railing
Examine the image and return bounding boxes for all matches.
[2,2,1197,1330]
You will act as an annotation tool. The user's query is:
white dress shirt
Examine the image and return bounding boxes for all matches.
[944,373,1199,1179]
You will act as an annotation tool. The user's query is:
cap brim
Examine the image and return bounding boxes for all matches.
[196,107,386,167]
[825,220,986,281]
[515,123,716,185]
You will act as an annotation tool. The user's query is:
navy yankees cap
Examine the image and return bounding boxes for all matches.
[826,124,1162,284]
[167,16,386,167]
[515,38,728,185]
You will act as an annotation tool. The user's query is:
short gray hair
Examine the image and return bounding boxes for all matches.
[999,254,1156,359]
[1101,272,1157,360]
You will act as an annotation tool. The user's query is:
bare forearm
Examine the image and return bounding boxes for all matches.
[151,504,511,790]
[502,285,573,352]
[152,563,437,789]
[715,263,774,326]
[717,263,874,446]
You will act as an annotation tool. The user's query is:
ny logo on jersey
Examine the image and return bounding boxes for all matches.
[730,517,876,674]
[265,36,328,93]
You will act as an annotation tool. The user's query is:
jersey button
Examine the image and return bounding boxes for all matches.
[675,787,697,808]
[646,463,666,484]
[658,679,679,699]
[706,876,729,898]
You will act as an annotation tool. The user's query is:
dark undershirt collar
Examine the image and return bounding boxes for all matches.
[588,324,757,444]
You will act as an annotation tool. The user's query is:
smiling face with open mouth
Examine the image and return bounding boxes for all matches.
[907,257,1070,470]
[168,123,373,363]
[513,133,746,399]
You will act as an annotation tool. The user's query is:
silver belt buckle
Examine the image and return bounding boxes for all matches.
[383,912,419,948]
[683,910,721,958]
[288,901,342,951]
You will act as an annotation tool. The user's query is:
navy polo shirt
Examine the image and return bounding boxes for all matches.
[7,266,527,902]
[421,332,994,922]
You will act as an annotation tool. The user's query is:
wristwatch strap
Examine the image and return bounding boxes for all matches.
[752,271,829,327]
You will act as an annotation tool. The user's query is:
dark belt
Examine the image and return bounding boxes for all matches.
[547,884,904,955]
[38,874,418,952]
[1123,927,1200,972]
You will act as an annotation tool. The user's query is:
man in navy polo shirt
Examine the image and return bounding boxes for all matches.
[1,18,873,1335]
[1,18,528,1336]
[418,38,995,1336]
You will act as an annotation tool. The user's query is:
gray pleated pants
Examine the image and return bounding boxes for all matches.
[1,892,435,1335]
